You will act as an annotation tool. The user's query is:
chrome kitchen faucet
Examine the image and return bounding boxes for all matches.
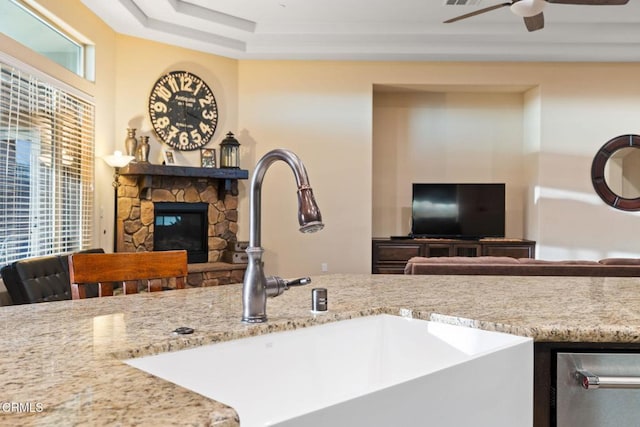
[242,149,324,323]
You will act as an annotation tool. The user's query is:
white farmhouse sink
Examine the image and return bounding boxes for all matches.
[126,314,532,427]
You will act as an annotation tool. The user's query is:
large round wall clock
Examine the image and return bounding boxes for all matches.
[148,70,218,151]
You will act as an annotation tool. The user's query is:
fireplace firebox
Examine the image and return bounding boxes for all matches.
[154,202,208,263]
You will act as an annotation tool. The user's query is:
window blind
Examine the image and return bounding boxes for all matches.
[0,61,95,265]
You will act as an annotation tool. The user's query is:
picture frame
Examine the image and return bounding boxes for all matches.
[162,148,177,165]
[200,148,216,168]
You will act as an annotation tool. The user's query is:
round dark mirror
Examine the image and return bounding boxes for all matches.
[604,147,640,199]
[591,134,640,211]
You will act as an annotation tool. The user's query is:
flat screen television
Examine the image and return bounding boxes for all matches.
[411,183,505,239]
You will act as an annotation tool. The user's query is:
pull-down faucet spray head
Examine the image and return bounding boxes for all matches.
[242,148,324,323]
[297,186,324,233]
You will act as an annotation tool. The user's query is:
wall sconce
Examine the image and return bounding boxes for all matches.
[103,150,135,187]
[219,132,240,168]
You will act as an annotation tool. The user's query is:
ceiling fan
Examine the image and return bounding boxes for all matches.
[444,0,630,32]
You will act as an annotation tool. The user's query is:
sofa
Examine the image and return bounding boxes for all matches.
[404,256,640,277]
[0,248,104,305]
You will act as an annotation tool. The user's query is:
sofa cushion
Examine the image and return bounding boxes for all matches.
[404,255,640,277]
[407,256,519,264]
[517,258,600,265]
[404,256,520,275]
[599,258,640,265]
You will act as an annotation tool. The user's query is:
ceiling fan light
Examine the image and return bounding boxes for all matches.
[510,0,546,17]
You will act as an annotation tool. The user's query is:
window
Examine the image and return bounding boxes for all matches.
[0,60,95,265]
[0,0,86,78]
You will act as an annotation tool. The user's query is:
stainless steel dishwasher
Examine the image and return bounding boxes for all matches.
[556,352,640,426]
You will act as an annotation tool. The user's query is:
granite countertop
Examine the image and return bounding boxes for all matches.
[3,273,640,425]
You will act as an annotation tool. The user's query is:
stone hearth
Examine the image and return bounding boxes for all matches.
[117,164,249,286]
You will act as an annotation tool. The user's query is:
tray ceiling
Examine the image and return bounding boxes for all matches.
[80,0,640,62]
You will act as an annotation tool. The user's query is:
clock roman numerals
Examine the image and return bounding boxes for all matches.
[148,71,218,151]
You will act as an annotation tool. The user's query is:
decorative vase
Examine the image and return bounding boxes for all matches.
[136,135,150,163]
[124,128,138,159]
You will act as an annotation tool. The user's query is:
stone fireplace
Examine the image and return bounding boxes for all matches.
[117,163,248,286]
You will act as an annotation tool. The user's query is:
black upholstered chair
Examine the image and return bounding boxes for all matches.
[1,262,28,305]
[1,248,104,304]
[13,255,72,303]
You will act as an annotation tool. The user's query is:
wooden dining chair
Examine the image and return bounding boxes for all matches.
[67,250,188,299]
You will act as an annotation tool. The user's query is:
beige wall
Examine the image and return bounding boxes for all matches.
[534,64,640,260]
[7,2,640,279]
[237,61,373,276]
[522,86,542,248]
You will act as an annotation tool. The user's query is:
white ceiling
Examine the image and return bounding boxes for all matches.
[80,0,640,62]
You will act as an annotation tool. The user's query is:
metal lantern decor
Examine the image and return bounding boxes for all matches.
[219,131,240,168]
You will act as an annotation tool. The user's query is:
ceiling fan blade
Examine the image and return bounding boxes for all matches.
[444,2,512,24]
[546,0,628,4]
[524,13,544,31]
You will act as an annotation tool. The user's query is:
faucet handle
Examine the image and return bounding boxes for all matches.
[265,276,312,297]
[286,277,311,287]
